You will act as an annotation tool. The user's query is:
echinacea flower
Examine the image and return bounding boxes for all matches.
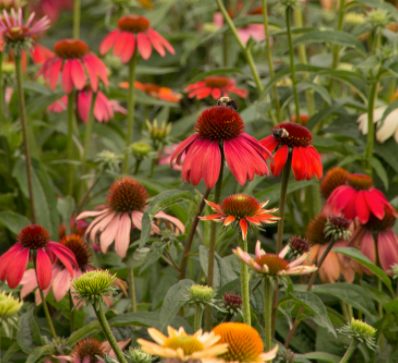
[30,43,53,64]
[59,216,89,240]
[260,122,323,180]
[170,106,273,189]
[233,240,317,277]
[0,8,50,48]
[0,225,77,289]
[30,0,72,22]
[338,318,377,351]
[39,39,109,93]
[350,206,398,275]
[327,173,396,224]
[200,194,279,240]
[137,326,228,361]
[305,215,359,283]
[76,177,185,258]
[122,81,181,103]
[185,76,248,100]
[0,0,23,11]
[100,14,175,62]
[320,167,350,199]
[158,144,185,171]
[47,88,126,124]
[212,322,279,363]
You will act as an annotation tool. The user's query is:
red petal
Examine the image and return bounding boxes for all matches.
[224,140,247,185]
[211,88,221,100]
[292,147,307,181]
[365,190,385,220]
[0,243,23,281]
[239,219,248,240]
[307,145,323,179]
[137,32,152,60]
[49,58,62,90]
[170,134,198,166]
[343,192,358,220]
[260,136,279,154]
[6,247,29,288]
[46,242,77,277]
[36,249,52,289]
[82,55,98,92]
[70,59,86,90]
[146,29,174,55]
[190,139,211,185]
[229,88,248,98]
[61,59,74,93]
[100,29,120,55]
[120,33,136,63]
[224,216,236,225]
[270,145,288,177]
[355,191,370,224]
[202,141,221,189]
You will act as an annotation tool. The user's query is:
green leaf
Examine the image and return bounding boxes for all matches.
[199,246,238,291]
[124,247,150,269]
[159,279,194,331]
[0,210,30,235]
[139,242,167,274]
[26,344,54,363]
[369,156,389,190]
[17,308,44,354]
[3,342,21,362]
[138,190,194,247]
[384,300,398,314]
[136,65,179,75]
[279,291,336,335]
[300,81,332,105]
[333,247,394,295]
[355,0,398,21]
[374,138,398,174]
[57,195,75,229]
[298,352,341,363]
[67,320,101,346]
[293,30,366,54]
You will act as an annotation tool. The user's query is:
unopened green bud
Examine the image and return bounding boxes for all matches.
[146,119,172,143]
[324,216,351,241]
[276,349,295,363]
[132,142,151,160]
[95,150,123,172]
[126,347,153,363]
[2,62,15,74]
[187,285,215,305]
[203,23,219,34]
[390,264,398,279]
[0,291,22,320]
[368,10,390,28]
[103,54,122,74]
[338,318,377,350]
[281,0,298,8]
[344,12,366,26]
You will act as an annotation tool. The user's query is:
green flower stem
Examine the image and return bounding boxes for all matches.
[69,291,75,333]
[93,302,128,363]
[285,6,300,123]
[73,0,80,39]
[238,234,251,325]
[82,92,97,166]
[0,330,1,363]
[214,0,263,92]
[194,304,204,332]
[179,188,212,280]
[75,169,105,216]
[263,277,273,359]
[0,52,3,123]
[149,159,156,178]
[204,151,225,331]
[261,0,282,123]
[134,159,142,175]
[365,78,379,172]
[123,51,138,173]
[67,92,75,196]
[339,340,358,363]
[15,55,36,223]
[128,268,137,312]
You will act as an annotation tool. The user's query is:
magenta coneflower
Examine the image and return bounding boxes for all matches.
[39,39,108,93]
[260,122,323,181]
[0,225,77,289]
[170,106,273,189]
[76,177,185,258]
[0,8,50,45]
[200,194,279,240]
[100,14,174,62]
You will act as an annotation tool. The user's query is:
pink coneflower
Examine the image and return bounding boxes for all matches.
[76,177,185,258]
[30,43,53,64]
[260,122,323,181]
[30,0,72,22]
[185,76,248,100]
[47,88,126,124]
[327,174,397,224]
[0,225,77,289]
[350,207,398,275]
[0,8,50,45]
[233,240,317,276]
[170,106,273,189]
[100,14,175,62]
[39,39,108,93]
[158,144,184,171]
[20,235,126,306]
[200,194,279,240]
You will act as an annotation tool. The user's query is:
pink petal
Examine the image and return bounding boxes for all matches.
[360,231,376,264]
[114,213,131,259]
[131,211,144,230]
[6,247,29,288]
[49,58,62,90]
[100,29,120,55]
[36,249,52,289]
[378,231,398,275]
[70,59,86,90]
[146,29,174,55]
[137,32,152,60]
[100,215,121,254]
[52,268,72,301]
[20,269,38,299]
[61,60,74,93]
[82,56,98,92]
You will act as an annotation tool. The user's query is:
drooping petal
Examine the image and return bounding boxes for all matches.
[61,59,74,93]
[6,247,29,288]
[52,268,72,301]
[20,269,38,299]
[100,29,121,55]
[355,191,370,224]
[360,231,376,265]
[49,58,62,90]
[378,231,398,275]
[170,134,198,166]
[146,29,175,55]
[35,249,52,289]
[318,250,340,283]
[270,145,288,177]
[239,219,248,240]
[0,243,23,281]
[46,242,77,276]
[70,59,86,90]
[100,215,121,254]
[365,190,385,220]
[224,140,247,185]
[114,213,132,259]
[202,141,221,189]
[137,32,152,60]
[292,146,307,181]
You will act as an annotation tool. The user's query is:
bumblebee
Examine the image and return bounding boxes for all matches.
[271,128,289,139]
[217,97,239,111]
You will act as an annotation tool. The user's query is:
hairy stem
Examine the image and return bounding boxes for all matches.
[194,304,204,332]
[0,52,3,123]
[128,268,137,312]
[339,340,358,363]
[69,291,75,333]
[238,234,251,325]
[73,0,80,39]
[264,277,273,361]
[365,78,379,172]
[67,92,75,195]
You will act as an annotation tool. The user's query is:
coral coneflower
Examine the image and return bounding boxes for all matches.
[212,322,279,363]
[170,106,273,189]
[261,122,323,181]
[234,240,317,277]
[100,15,175,62]
[137,326,228,361]
[76,177,185,258]
[350,207,398,275]
[305,215,359,283]
[185,76,248,100]
[200,194,279,240]
[31,43,53,64]
[327,173,397,224]
[120,81,181,103]
[0,225,77,289]
[39,39,109,93]
[320,167,350,199]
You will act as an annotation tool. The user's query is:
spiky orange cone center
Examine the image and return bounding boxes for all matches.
[118,15,150,32]
[221,194,260,219]
[18,225,50,249]
[54,39,89,59]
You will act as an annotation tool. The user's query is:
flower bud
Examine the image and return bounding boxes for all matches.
[131,142,152,160]
[276,349,295,363]
[187,285,215,306]
[324,216,352,241]
[223,292,242,315]
[289,236,311,254]
[390,264,398,279]
[344,12,366,27]
[0,291,22,320]
[338,318,377,350]
[95,150,123,172]
[146,119,171,147]
[126,347,153,363]
[368,9,390,28]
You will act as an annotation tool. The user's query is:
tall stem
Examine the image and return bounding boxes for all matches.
[122,52,138,173]
[82,92,97,166]
[73,0,80,39]
[128,268,137,312]
[94,303,128,363]
[285,6,300,122]
[331,0,346,70]
[365,78,379,171]
[261,0,281,123]
[339,340,358,363]
[179,188,212,280]
[67,92,75,196]
[69,291,75,333]
[263,277,273,360]
[204,151,225,331]
[238,234,251,325]
[0,52,3,123]
[15,56,36,223]
[194,305,204,332]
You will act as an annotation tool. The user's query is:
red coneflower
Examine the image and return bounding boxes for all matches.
[76,177,185,258]
[327,174,397,224]
[185,76,248,100]
[30,43,53,64]
[39,39,109,93]
[132,81,181,103]
[260,122,323,181]
[200,194,279,240]
[350,207,398,275]
[100,14,175,62]
[170,106,273,189]
[0,225,77,289]
[320,167,350,199]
